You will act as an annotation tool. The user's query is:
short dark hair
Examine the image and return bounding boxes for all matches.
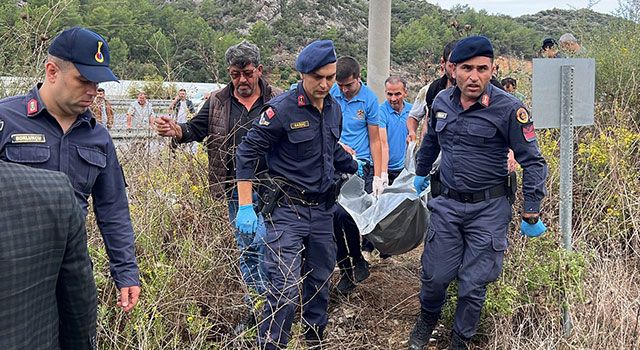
[443,40,458,62]
[225,40,260,68]
[385,75,407,89]
[542,38,558,50]
[179,88,186,92]
[501,77,516,88]
[336,56,360,81]
[97,87,105,92]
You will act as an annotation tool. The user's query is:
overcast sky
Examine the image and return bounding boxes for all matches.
[429,0,621,17]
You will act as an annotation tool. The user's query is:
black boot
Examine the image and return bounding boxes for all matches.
[353,258,370,283]
[450,331,470,350]
[336,270,356,295]
[408,310,439,350]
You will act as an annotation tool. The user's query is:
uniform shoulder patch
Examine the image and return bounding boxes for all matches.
[516,107,530,124]
[258,107,276,126]
[265,107,276,119]
[522,122,536,142]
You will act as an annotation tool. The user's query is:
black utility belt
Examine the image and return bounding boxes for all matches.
[282,189,331,207]
[443,184,507,204]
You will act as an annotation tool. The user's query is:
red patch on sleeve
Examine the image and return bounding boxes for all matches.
[522,123,536,142]
[266,107,275,119]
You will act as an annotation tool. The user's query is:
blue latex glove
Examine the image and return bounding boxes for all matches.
[356,159,366,177]
[235,204,258,234]
[521,218,547,237]
[413,175,430,194]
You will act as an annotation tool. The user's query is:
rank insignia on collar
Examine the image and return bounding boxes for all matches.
[298,95,305,106]
[435,111,447,119]
[516,107,530,124]
[290,120,310,129]
[480,94,490,107]
[522,123,536,142]
[27,99,38,115]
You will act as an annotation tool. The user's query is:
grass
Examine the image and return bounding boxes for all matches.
[85,23,640,350]
[83,111,639,349]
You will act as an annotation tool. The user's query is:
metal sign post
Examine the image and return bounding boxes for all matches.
[532,58,595,337]
[559,65,574,336]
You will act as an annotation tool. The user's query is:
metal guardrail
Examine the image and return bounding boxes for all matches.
[104,99,172,139]
[110,129,156,140]
[109,99,173,111]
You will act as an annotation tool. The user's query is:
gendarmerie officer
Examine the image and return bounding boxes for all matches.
[235,40,362,349]
[0,27,140,312]
[409,36,548,349]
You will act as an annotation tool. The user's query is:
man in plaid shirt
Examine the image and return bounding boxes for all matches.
[0,160,97,349]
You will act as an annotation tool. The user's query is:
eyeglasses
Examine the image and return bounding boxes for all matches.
[229,68,257,80]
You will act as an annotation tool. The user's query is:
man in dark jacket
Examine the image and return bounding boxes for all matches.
[0,160,97,350]
[168,88,196,123]
[154,40,282,332]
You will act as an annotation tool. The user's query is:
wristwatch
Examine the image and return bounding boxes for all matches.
[522,215,540,225]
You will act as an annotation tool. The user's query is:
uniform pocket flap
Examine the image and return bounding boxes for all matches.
[286,128,315,144]
[492,236,508,252]
[435,120,448,133]
[5,144,50,163]
[77,146,107,168]
[468,122,497,138]
[330,126,340,139]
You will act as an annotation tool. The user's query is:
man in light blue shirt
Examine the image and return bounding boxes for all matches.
[330,57,383,188]
[379,76,412,185]
[330,56,385,294]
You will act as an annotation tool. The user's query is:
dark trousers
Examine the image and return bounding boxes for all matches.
[419,194,511,338]
[259,204,336,349]
[388,168,402,185]
[333,204,364,271]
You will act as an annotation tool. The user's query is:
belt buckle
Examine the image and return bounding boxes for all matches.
[301,198,317,206]
[461,192,473,203]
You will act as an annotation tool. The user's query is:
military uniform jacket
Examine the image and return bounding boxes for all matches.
[236,83,357,194]
[0,85,139,288]
[416,83,547,212]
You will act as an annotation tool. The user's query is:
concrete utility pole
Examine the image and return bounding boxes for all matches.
[366,0,391,102]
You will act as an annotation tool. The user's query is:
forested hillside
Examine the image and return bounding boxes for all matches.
[0,0,626,86]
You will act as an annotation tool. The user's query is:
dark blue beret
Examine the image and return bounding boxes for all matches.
[295,40,337,73]
[49,26,118,83]
[449,35,494,64]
